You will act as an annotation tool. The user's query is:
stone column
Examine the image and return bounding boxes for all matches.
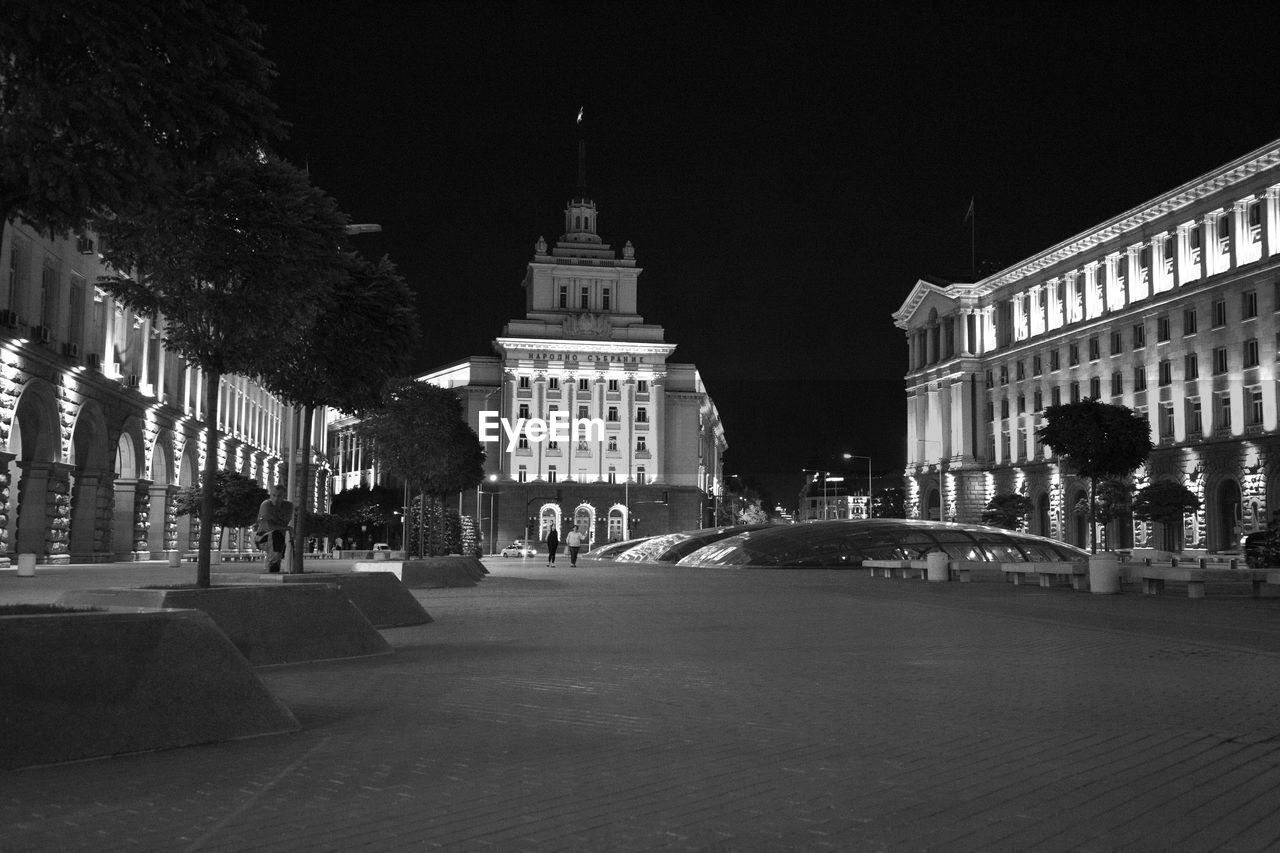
[1264,187,1280,260]
[68,470,107,561]
[147,482,174,558]
[0,450,13,567]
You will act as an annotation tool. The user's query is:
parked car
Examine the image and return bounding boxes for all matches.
[372,543,390,552]
[500,540,537,558]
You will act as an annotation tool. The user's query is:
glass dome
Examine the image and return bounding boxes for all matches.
[674,519,1088,569]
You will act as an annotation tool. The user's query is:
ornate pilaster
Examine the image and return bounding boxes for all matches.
[0,451,13,566]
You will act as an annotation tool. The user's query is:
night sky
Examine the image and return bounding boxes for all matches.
[245,0,1280,509]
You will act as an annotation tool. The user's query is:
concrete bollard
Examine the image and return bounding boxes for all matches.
[1089,552,1121,594]
[167,550,182,568]
[926,551,949,582]
[17,553,36,577]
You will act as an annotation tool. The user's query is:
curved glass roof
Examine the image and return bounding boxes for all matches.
[672,519,1088,569]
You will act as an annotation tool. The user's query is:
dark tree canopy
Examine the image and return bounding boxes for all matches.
[1036,399,1152,552]
[981,492,1032,530]
[0,0,283,232]
[1132,480,1200,551]
[357,380,486,497]
[174,470,266,529]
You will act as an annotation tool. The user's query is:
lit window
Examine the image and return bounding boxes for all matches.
[637,435,647,452]
[607,467,616,484]
[1216,393,1232,430]
[607,435,617,452]
[1186,399,1201,436]
[608,378,619,392]
[1244,338,1259,368]
[1249,388,1264,425]
[549,377,560,390]
[637,466,647,485]
[518,466,527,483]
[549,466,558,483]
[518,375,530,389]
[578,378,590,392]
[637,380,648,393]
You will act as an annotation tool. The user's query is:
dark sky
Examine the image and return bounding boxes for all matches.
[246,0,1280,509]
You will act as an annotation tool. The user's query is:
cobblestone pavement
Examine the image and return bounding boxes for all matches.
[4,559,1280,851]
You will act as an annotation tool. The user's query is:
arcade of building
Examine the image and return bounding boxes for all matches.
[896,138,1280,554]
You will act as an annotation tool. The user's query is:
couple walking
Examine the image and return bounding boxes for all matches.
[545,525,585,566]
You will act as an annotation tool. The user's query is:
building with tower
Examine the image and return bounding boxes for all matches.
[329,158,727,552]
[894,138,1280,555]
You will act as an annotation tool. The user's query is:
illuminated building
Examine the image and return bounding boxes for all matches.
[895,138,1280,554]
[0,220,326,563]
[329,185,727,550]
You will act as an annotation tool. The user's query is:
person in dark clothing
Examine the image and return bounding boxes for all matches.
[545,527,559,565]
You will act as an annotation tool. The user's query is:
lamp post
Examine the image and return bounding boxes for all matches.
[476,473,498,555]
[800,469,823,522]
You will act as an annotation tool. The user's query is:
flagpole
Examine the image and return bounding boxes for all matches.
[970,198,976,280]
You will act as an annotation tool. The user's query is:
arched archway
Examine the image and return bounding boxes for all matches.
[607,504,629,542]
[924,485,940,521]
[8,383,62,558]
[538,503,561,542]
[68,402,111,561]
[112,426,147,559]
[1216,479,1242,552]
[146,434,175,557]
[572,503,597,547]
[175,445,199,552]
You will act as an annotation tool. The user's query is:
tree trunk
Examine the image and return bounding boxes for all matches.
[289,404,315,574]
[197,368,221,588]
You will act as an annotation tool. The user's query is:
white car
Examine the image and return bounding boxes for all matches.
[500,540,537,558]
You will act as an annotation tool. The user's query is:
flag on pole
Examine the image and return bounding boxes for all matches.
[577,106,584,125]
[963,197,975,224]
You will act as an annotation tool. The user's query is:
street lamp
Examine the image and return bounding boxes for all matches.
[476,473,498,556]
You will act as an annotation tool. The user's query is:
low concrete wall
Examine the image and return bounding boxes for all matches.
[353,556,487,588]
[0,609,298,770]
[217,571,432,628]
[58,585,393,666]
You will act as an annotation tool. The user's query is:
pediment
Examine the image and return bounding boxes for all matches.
[892,279,960,330]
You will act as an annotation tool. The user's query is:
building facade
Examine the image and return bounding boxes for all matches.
[329,188,727,552]
[0,219,327,563]
[895,139,1280,554]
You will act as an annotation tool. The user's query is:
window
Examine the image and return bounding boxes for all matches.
[1050,350,1060,371]
[1110,331,1123,355]
[558,286,567,308]
[579,378,590,391]
[577,405,588,420]
[1184,309,1197,335]
[1052,387,1062,407]
[549,377,560,390]
[517,466,527,483]
[602,288,611,311]
[607,406,618,422]
[1134,367,1147,391]
[637,466,647,485]
[1068,344,1079,366]
[1133,324,1146,348]
[39,262,58,329]
[1244,338,1260,368]
[1158,360,1172,386]
[1070,382,1080,403]
[1216,393,1232,431]
[607,467,616,484]
[517,436,529,450]
[1016,394,1025,414]
[1016,361,1025,381]
[68,273,86,345]
[1032,355,1042,376]
[1159,403,1175,439]
[1184,353,1199,380]
[637,380,648,393]
[999,365,1008,385]
[1033,390,1043,411]
[637,435,647,453]
[985,370,993,389]
[607,435,617,452]
[608,378,619,392]
[1213,299,1226,327]
[580,286,589,309]
[636,407,648,423]
[1089,376,1101,398]
[518,375,531,389]
[1213,346,1229,374]
[1088,336,1099,361]
[1249,388,1264,425]
[986,402,995,422]
[548,466,557,483]
[1111,372,1123,396]
[1186,398,1202,436]
[518,403,530,419]
[1244,290,1258,319]
[1156,315,1170,342]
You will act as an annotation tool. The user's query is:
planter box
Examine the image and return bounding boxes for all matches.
[353,556,487,588]
[58,584,393,666]
[0,609,298,770]
[216,571,432,628]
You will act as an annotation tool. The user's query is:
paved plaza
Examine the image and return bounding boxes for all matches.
[3,557,1280,851]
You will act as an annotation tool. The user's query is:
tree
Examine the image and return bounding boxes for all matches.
[982,492,1032,530]
[1132,480,1201,552]
[330,484,402,547]
[174,470,267,549]
[99,153,350,586]
[738,502,770,525]
[1036,399,1153,553]
[0,0,282,232]
[257,252,418,572]
[1072,478,1133,551]
[357,381,485,557]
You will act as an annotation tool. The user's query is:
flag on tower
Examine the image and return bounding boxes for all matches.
[963,197,975,223]
[577,106,584,124]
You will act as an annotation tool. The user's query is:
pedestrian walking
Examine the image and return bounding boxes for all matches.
[565,526,584,566]
[545,526,559,565]
[254,485,294,574]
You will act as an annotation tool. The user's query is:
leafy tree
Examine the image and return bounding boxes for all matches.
[1036,399,1153,553]
[982,492,1032,530]
[1072,478,1133,551]
[357,380,485,556]
[330,484,402,545]
[1132,480,1201,552]
[738,502,770,525]
[0,0,282,232]
[257,252,418,571]
[100,153,350,586]
[174,470,267,548]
